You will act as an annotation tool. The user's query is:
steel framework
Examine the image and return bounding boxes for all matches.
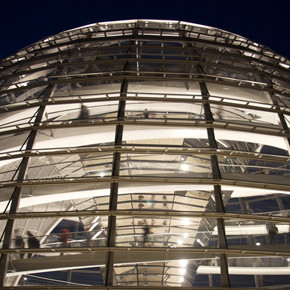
[0,19,290,289]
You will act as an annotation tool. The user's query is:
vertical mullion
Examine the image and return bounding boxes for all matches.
[198,76,231,288]
[105,79,127,287]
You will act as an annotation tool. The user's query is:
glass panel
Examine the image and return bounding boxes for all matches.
[125,100,204,120]
[0,85,48,106]
[207,83,272,104]
[227,255,290,288]
[43,101,119,123]
[12,216,108,251]
[0,188,14,212]
[119,152,211,178]
[0,131,30,153]
[223,185,290,216]
[123,125,209,147]
[128,80,201,96]
[214,129,289,152]
[285,115,290,128]
[114,257,222,287]
[0,107,39,133]
[52,80,121,98]
[115,216,218,248]
[26,153,113,180]
[118,191,213,212]
[276,94,290,108]
[224,218,289,247]
[33,125,115,149]
[219,155,290,186]
[7,248,105,286]
[0,158,21,182]
[211,103,281,127]
[17,183,111,212]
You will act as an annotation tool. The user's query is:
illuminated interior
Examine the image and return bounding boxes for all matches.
[0,19,290,289]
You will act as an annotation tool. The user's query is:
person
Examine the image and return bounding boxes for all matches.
[143,108,150,119]
[60,226,71,248]
[79,104,89,119]
[267,223,278,244]
[142,220,151,247]
[27,231,40,258]
[14,230,25,259]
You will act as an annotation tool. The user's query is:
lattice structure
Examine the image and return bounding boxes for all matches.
[0,19,290,289]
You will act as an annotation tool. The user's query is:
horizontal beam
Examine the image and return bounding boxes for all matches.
[0,176,289,191]
[1,245,290,257]
[0,118,289,139]
[1,209,290,223]
[0,146,289,164]
[0,285,269,290]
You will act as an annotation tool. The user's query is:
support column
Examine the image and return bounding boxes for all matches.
[105,79,127,287]
[199,75,231,288]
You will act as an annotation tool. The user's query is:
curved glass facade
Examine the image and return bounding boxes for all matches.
[0,19,290,289]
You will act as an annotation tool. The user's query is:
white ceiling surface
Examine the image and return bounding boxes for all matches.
[212,224,289,235]
[197,266,290,275]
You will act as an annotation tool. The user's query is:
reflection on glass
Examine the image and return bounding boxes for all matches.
[211,104,280,127]
[219,155,290,185]
[115,216,217,248]
[228,256,290,288]
[125,100,204,121]
[27,153,113,180]
[33,126,115,149]
[123,125,208,147]
[117,191,214,212]
[223,219,290,247]
[43,101,119,124]
[119,153,211,178]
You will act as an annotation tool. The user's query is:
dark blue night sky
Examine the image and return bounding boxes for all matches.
[0,0,289,60]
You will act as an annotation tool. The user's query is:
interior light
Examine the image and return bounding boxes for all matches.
[180,277,184,283]
[179,259,188,267]
[99,172,105,177]
[183,218,190,226]
[196,238,205,246]
[183,233,189,238]
[92,229,103,240]
[256,242,261,246]
[180,268,186,275]
[89,222,99,231]
[279,62,290,69]
[18,81,28,87]
[92,216,99,223]
[177,239,183,245]
[180,163,190,171]
[217,139,229,148]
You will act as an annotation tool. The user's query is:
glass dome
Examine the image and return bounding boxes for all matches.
[0,19,290,289]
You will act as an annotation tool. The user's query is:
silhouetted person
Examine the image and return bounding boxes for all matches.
[142,220,151,246]
[27,231,40,258]
[267,223,278,244]
[79,104,89,119]
[14,230,25,259]
[143,108,150,118]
